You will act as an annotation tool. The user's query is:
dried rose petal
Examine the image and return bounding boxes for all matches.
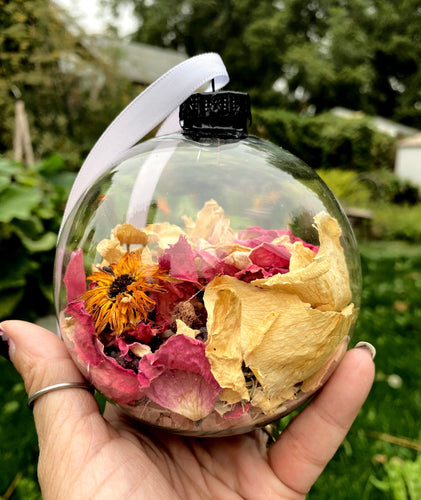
[253,212,351,312]
[63,249,86,301]
[63,301,146,404]
[194,247,238,281]
[248,242,290,269]
[113,223,148,246]
[203,212,355,414]
[184,199,234,245]
[159,235,199,283]
[138,335,221,420]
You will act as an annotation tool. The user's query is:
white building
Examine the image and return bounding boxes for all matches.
[394,133,421,188]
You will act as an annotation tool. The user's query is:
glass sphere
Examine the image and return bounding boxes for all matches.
[55,132,360,436]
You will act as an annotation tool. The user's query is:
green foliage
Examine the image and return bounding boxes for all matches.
[109,0,421,128]
[372,205,421,242]
[317,168,421,242]
[371,456,421,500]
[0,155,73,321]
[0,0,138,164]
[317,168,421,210]
[317,169,373,207]
[251,108,396,171]
[0,358,41,499]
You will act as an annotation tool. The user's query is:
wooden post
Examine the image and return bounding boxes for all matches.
[13,100,34,167]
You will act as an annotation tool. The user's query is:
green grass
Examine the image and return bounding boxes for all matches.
[311,241,421,499]
[1,241,421,498]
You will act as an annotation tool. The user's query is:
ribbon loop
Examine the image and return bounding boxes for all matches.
[62,53,229,225]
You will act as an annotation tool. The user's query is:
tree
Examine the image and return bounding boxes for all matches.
[104,0,421,128]
[0,0,136,164]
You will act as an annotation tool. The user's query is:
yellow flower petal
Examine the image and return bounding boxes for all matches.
[113,223,148,246]
[253,212,352,312]
[204,282,249,404]
[97,237,125,265]
[184,199,234,244]
[144,222,186,251]
[204,212,355,414]
[175,319,200,338]
[204,275,355,413]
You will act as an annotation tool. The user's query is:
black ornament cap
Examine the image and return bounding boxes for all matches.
[179,91,251,139]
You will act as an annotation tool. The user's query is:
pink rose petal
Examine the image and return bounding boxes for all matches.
[237,226,290,247]
[128,321,159,344]
[138,335,221,420]
[64,300,147,404]
[152,281,199,323]
[63,249,86,301]
[249,242,291,269]
[195,248,238,281]
[159,236,199,283]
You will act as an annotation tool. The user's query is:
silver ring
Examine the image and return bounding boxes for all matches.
[28,382,94,409]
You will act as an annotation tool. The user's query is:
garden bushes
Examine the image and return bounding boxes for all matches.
[251,108,396,172]
[0,154,74,321]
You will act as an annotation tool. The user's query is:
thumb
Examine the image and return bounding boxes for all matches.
[0,320,99,441]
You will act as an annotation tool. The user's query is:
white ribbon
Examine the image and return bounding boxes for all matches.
[60,52,229,230]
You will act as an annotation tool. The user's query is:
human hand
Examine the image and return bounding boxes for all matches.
[0,321,374,500]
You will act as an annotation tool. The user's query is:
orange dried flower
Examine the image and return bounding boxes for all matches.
[81,249,170,336]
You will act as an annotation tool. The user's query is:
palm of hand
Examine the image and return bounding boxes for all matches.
[3,321,374,500]
[40,403,298,500]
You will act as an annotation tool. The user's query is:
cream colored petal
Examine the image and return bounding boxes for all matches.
[300,335,349,393]
[204,274,355,414]
[96,237,125,265]
[184,199,235,244]
[253,212,351,312]
[144,222,187,250]
[204,280,249,404]
[130,344,152,358]
[113,223,148,246]
[247,303,355,413]
[175,319,200,338]
[140,245,154,266]
[223,250,252,270]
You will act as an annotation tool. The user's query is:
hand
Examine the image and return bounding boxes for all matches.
[0,320,374,500]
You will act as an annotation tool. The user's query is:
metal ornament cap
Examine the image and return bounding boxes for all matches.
[179,91,252,139]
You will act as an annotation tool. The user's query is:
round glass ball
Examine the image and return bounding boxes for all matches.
[55,132,360,436]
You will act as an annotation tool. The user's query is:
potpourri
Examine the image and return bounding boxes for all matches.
[60,200,355,434]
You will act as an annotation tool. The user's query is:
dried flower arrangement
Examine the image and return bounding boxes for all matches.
[60,199,355,434]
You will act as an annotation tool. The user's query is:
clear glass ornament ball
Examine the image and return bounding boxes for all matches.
[55,131,360,436]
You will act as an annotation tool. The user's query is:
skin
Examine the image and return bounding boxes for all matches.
[1,320,375,500]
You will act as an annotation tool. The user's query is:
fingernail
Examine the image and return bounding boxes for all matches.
[355,341,376,360]
[0,325,15,362]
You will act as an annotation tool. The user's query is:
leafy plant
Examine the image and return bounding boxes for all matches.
[0,154,74,321]
[371,456,421,499]
[251,108,396,172]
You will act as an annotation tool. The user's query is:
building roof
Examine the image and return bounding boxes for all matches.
[398,132,421,148]
[84,38,187,85]
[331,107,419,138]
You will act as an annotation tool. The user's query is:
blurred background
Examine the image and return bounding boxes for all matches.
[1,0,421,498]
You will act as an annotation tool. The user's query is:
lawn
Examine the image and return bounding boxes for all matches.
[1,240,421,499]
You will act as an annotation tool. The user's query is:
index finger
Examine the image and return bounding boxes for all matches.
[0,320,101,442]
